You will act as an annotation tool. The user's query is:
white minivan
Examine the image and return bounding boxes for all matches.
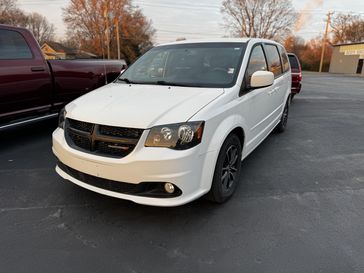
[53,38,291,206]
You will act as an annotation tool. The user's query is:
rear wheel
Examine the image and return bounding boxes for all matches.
[290,93,296,102]
[275,99,289,133]
[206,134,242,203]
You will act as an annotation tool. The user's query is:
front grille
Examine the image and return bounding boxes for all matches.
[68,129,91,150]
[68,118,93,133]
[65,118,143,158]
[99,125,142,139]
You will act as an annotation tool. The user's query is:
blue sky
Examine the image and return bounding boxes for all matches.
[18,0,364,44]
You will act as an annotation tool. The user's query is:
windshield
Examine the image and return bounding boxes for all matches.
[118,42,247,88]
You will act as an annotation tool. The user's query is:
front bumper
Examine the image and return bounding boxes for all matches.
[52,128,215,206]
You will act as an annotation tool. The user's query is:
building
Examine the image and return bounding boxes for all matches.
[329,42,364,75]
[41,41,97,60]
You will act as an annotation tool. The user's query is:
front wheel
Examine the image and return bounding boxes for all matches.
[206,134,242,203]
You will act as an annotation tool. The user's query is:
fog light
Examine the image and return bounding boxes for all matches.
[164,182,175,194]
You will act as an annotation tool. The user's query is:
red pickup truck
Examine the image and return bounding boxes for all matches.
[0,24,126,129]
[288,53,302,100]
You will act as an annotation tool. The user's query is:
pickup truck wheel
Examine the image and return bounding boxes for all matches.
[206,134,242,203]
[275,99,289,133]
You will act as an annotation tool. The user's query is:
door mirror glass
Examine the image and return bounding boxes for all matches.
[250,71,274,88]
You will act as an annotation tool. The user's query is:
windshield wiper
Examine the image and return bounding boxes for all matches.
[156,81,201,87]
[117,78,202,87]
[117,77,137,84]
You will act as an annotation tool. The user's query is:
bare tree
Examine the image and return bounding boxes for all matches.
[60,34,80,50]
[63,0,155,63]
[0,0,15,14]
[299,37,332,72]
[0,0,27,26]
[0,1,55,44]
[26,12,55,44]
[331,13,364,44]
[221,0,297,41]
[284,35,305,54]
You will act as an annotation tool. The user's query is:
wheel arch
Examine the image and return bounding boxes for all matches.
[229,127,245,150]
[199,116,247,191]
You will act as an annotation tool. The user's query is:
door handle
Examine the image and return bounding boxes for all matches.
[31,67,45,72]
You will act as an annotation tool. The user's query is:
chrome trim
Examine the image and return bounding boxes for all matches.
[0,113,58,130]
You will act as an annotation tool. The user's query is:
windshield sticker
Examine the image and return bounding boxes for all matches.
[228,68,235,74]
[234,48,241,50]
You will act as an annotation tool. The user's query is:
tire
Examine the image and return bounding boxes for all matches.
[206,134,242,203]
[290,93,295,103]
[275,99,289,133]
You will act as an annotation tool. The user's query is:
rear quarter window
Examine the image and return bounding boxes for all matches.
[264,44,282,77]
[0,29,33,60]
[278,46,290,73]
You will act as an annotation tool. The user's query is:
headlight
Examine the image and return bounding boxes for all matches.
[58,107,67,129]
[145,121,204,150]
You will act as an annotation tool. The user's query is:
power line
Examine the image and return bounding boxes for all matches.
[135,1,221,10]
[157,29,225,36]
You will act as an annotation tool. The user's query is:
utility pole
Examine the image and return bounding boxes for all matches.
[104,4,110,60]
[115,16,120,60]
[319,12,333,72]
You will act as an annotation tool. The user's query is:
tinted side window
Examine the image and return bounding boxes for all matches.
[0,30,33,60]
[279,46,290,73]
[288,55,299,69]
[245,45,267,85]
[265,44,282,77]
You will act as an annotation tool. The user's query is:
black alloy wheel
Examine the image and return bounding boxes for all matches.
[206,133,242,203]
[275,99,289,133]
[221,145,239,193]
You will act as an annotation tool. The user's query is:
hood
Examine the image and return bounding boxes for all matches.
[66,83,224,129]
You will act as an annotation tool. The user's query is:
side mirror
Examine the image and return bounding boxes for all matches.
[250,71,274,88]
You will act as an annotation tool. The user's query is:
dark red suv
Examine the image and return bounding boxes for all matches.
[288,53,302,99]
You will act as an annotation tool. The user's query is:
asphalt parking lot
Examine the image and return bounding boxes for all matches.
[1,72,364,273]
